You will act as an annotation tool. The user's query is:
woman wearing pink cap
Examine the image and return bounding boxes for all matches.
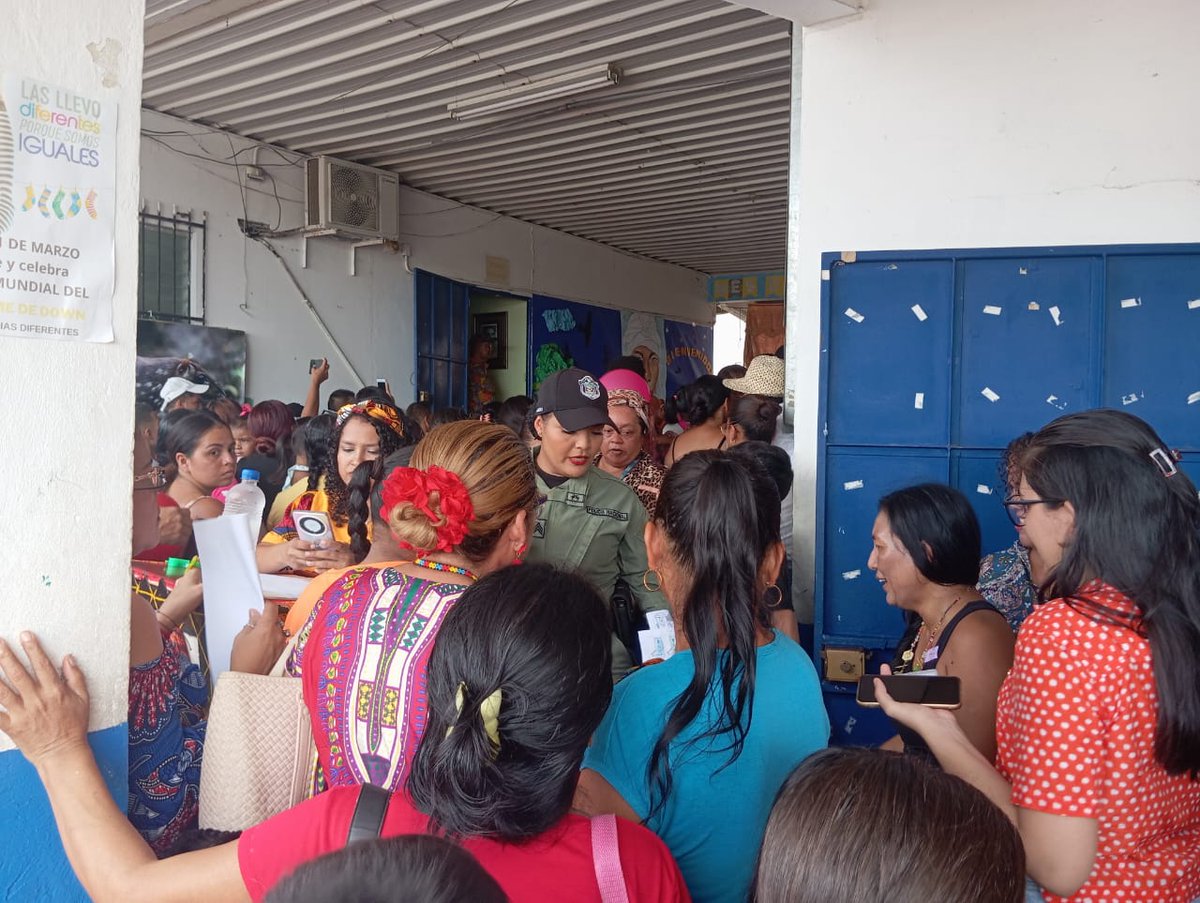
[595,387,666,518]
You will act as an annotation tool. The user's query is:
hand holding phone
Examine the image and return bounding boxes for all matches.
[856,674,961,709]
[294,511,332,547]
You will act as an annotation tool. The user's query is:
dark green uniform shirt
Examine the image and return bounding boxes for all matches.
[527,462,667,680]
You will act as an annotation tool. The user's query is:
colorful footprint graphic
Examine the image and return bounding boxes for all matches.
[0,96,13,234]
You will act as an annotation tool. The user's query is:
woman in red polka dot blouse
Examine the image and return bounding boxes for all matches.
[877,410,1200,903]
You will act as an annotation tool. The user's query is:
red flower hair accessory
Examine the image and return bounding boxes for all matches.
[380,466,475,553]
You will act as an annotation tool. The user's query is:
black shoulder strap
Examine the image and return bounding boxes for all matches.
[938,600,1001,653]
[345,783,391,846]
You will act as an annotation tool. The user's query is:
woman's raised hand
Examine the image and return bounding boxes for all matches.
[0,632,90,767]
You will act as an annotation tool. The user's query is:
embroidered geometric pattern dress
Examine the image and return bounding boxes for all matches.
[289,566,466,791]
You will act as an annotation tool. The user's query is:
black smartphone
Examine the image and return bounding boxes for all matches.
[376,378,391,396]
[856,674,961,709]
[309,358,323,373]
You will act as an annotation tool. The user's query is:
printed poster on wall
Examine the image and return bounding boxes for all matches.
[528,295,622,391]
[663,319,714,400]
[621,310,665,398]
[0,74,117,342]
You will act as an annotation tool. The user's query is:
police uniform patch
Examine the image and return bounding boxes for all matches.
[578,375,601,400]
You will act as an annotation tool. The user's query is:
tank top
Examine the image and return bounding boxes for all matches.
[889,600,1000,760]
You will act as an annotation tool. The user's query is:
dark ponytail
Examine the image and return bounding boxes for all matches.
[646,450,780,821]
[728,394,782,443]
[679,375,729,425]
[407,564,612,839]
[345,456,383,563]
[302,413,335,493]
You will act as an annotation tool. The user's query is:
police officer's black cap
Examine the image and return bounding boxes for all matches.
[533,368,617,432]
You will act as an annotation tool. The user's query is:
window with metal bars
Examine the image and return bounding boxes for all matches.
[138,209,206,323]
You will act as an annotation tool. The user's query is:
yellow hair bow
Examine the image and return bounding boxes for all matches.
[448,682,502,756]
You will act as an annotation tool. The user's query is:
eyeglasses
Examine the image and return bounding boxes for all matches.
[134,465,168,491]
[1002,496,1063,526]
[602,426,641,441]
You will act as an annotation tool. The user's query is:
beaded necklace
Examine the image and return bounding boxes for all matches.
[899,596,961,668]
[411,556,478,582]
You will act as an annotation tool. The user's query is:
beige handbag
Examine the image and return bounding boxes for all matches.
[198,639,317,831]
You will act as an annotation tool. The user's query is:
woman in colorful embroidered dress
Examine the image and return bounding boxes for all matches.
[257,401,411,575]
[289,420,540,792]
[876,410,1200,902]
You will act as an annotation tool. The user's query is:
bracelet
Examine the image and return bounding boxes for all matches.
[156,610,180,631]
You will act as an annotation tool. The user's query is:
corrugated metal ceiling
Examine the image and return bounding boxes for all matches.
[143,0,793,274]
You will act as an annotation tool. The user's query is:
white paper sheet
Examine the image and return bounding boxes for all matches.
[193,514,265,676]
[911,304,928,321]
[982,305,1002,316]
[260,574,313,600]
[844,307,865,323]
[638,610,677,662]
[981,387,1000,402]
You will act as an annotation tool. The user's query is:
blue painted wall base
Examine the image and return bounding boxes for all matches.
[0,724,127,900]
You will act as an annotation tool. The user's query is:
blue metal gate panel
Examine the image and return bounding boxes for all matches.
[826,259,955,447]
[1103,254,1200,447]
[415,271,469,410]
[816,242,1200,748]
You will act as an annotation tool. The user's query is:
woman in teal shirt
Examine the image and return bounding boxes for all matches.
[576,450,829,903]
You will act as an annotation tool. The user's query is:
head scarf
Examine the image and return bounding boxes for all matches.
[607,388,649,430]
[335,400,404,439]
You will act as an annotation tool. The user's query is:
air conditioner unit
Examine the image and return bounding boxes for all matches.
[304,155,399,241]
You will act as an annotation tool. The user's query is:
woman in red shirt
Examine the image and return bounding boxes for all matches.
[0,563,689,903]
[876,409,1200,902]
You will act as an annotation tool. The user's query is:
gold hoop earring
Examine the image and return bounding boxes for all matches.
[642,569,662,593]
[763,584,784,610]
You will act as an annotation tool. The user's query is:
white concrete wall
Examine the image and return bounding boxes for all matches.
[139,111,709,407]
[0,0,143,895]
[0,2,143,743]
[786,0,1200,619]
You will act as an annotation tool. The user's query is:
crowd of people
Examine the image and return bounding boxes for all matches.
[0,349,1198,903]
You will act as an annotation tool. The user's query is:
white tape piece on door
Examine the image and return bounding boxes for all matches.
[1188,391,1200,406]
[1049,306,1063,326]
[911,304,928,321]
[843,479,864,491]
[1120,297,1142,309]
[842,569,861,581]
[844,307,865,323]
[983,305,1003,316]
[914,392,925,410]
[981,387,1000,403]
[1188,299,1200,310]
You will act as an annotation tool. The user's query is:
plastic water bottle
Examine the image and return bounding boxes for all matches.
[223,469,266,552]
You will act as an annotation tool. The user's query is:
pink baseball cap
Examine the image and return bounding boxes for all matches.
[600,368,651,401]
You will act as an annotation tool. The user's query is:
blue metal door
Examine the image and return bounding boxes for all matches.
[415,271,469,410]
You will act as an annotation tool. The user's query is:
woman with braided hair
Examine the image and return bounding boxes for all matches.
[257,400,410,575]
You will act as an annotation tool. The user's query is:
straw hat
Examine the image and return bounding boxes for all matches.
[722,355,784,398]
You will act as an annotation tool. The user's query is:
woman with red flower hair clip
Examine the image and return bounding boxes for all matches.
[286,420,540,793]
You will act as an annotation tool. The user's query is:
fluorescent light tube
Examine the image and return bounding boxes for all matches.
[447,64,621,120]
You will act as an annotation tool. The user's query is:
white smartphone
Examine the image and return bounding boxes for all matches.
[294,510,332,547]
